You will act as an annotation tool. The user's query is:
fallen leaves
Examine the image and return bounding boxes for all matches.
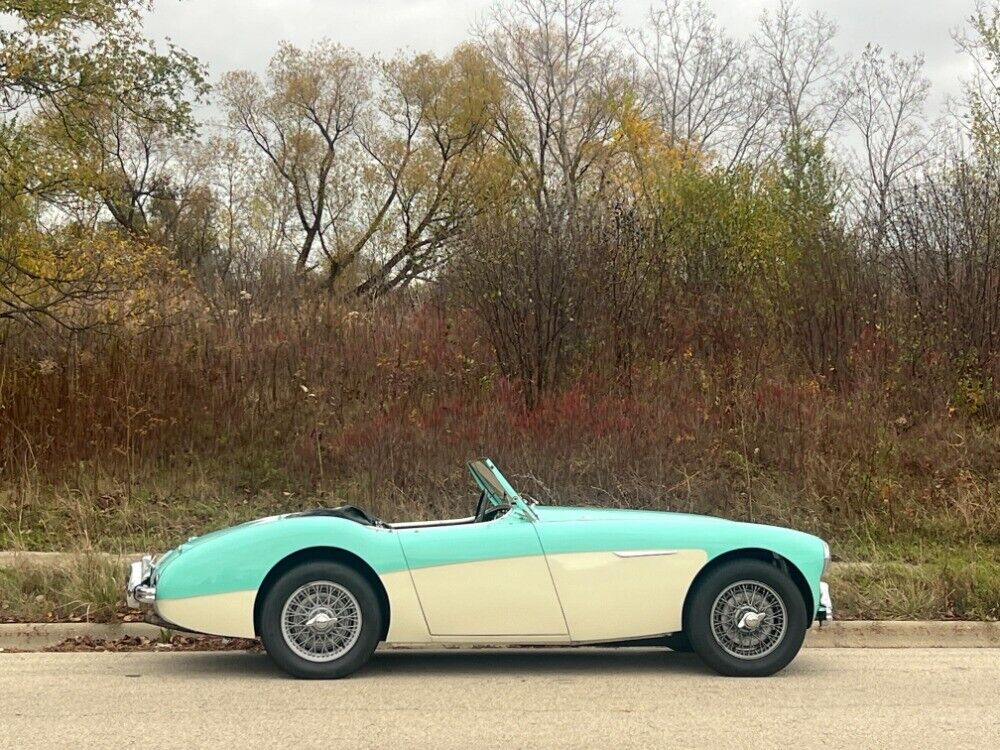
[42,635,263,653]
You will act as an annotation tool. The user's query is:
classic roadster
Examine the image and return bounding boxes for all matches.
[126,458,832,678]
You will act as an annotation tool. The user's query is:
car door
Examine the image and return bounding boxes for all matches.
[396,512,569,639]
[534,518,707,642]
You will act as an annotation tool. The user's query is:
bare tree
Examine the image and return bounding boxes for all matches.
[450,208,660,404]
[476,0,626,218]
[843,44,932,244]
[753,0,849,143]
[628,0,748,159]
[955,3,1000,157]
[884,160,1000,360]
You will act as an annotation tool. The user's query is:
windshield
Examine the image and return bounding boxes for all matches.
[467,458,536,518]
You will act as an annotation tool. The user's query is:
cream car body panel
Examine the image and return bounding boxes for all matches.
[404,556,568,637]
[545,549,708,641]
[155,590,257,639]
[380,570,432,642]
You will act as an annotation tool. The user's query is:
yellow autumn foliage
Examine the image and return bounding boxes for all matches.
[2,227,186,329]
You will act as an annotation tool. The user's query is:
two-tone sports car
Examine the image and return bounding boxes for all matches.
[126,458,832,678]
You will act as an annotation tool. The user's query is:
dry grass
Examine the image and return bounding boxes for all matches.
[0,555,123,623]
[830,559,1000,620]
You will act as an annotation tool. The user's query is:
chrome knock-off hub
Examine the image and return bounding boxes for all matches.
[710,580,788,660]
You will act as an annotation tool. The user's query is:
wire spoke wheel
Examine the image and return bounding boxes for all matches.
[710,580,787,660]
[280,580,363,663]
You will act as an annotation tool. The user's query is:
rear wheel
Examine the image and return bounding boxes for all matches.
[259,560,382,679]
[686,559,807,677]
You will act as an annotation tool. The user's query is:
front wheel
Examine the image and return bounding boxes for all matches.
[259,560,383,679]
[686,559,807,677]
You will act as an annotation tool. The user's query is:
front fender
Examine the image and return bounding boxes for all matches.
[703,522,827,616]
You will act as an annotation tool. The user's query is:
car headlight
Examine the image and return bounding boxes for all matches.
[821,540,831,577]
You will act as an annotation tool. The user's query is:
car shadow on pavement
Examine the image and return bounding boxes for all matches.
[368,648,711,677]
[150,645,828,681]
[148,647,729,679]
[145,650,282,678]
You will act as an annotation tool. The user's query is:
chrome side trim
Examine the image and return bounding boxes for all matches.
[612,549,678,558]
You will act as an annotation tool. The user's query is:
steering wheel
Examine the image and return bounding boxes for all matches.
[474,490,488,523]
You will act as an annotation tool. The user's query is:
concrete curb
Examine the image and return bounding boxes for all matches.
[0,622,170,650]
[1,620,998,652]
[804,620,1000,648]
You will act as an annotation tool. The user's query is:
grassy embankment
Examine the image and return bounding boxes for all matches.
[3,302,1000,623]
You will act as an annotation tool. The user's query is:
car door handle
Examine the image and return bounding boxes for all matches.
[612,549,678,558]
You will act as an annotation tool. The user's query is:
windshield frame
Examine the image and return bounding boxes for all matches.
[467,458,537,519]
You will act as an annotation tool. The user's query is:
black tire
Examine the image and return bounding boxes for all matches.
[663,632,693,652]
[259,560,383,679]
[686,559,807,677]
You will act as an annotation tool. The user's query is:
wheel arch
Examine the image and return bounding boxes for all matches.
[680,548,814,632]
[252,546,391,640]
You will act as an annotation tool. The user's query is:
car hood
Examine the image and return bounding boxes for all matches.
[533,504,741,527]
[531,504,824,551]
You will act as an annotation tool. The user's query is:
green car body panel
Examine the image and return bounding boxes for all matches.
[154,515,409,598]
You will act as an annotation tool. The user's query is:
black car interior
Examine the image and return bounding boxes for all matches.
[297,489,511,529]
[293,506,382,526]
[474,490,512,522]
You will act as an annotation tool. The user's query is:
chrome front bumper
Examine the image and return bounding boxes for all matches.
[125,555,157,608]
[817,581,833,622]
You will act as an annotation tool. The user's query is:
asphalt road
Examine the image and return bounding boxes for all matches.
[2,648,998,749]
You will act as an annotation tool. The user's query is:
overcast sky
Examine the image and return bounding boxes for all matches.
[145,0,979,116]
